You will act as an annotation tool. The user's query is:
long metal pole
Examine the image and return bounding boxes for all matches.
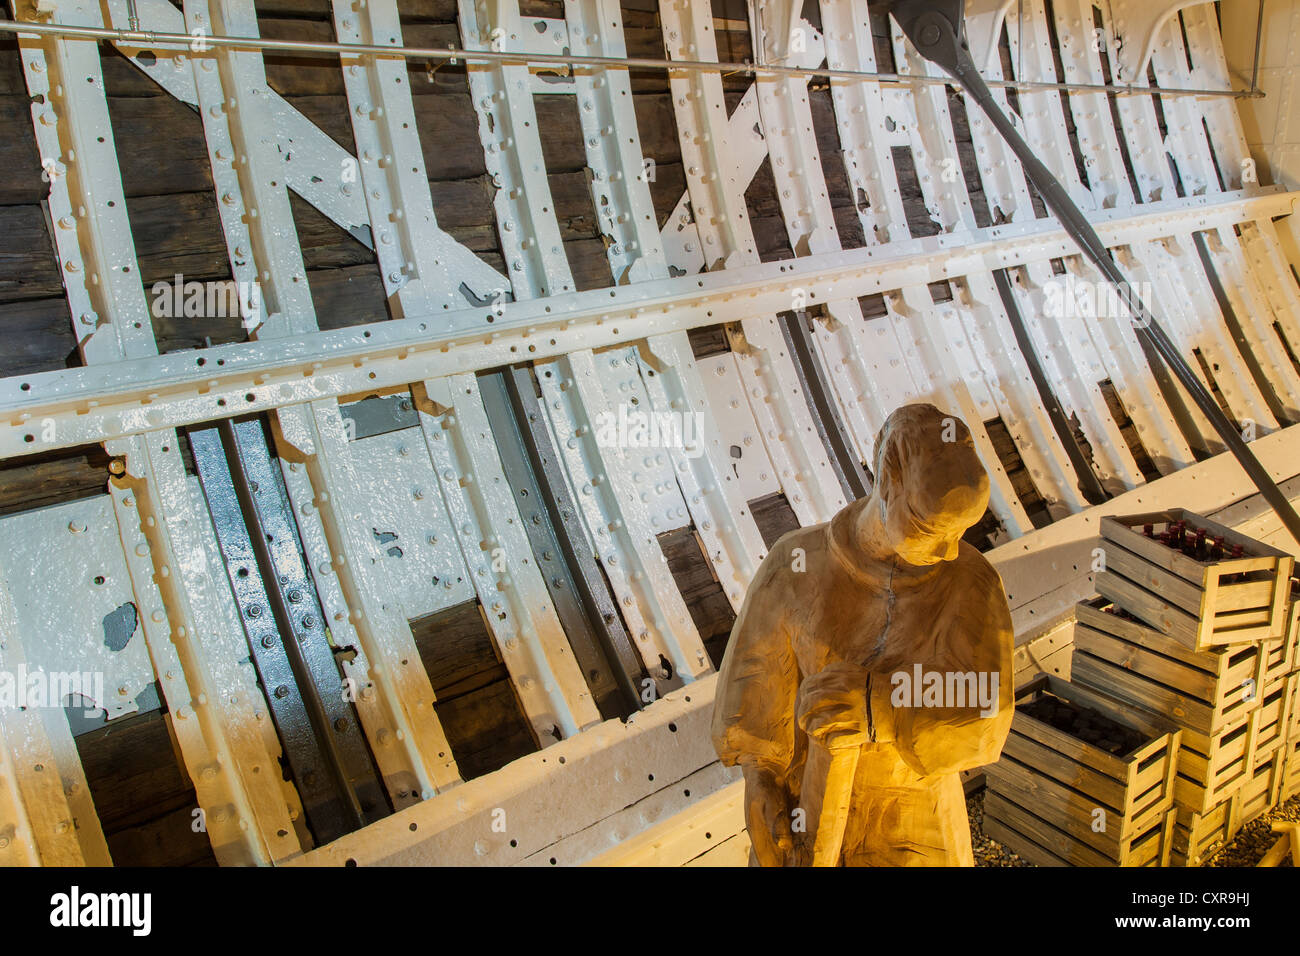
[0,18,1259,100]
[891,0,1300,549]
[1250,0,1266,94]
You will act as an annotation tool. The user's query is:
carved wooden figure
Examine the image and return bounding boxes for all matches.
[712,403,1015,866]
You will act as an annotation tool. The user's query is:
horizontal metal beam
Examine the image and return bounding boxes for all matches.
[2,188,1295,460]
[0,18,1258,99]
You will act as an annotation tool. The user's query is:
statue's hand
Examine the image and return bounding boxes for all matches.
[742,765,795,867]
[797,662,871,750]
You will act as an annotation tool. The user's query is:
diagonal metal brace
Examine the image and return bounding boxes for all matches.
[887,0,1300,548]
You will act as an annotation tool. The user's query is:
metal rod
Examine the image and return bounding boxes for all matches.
[0,18,1259,100]
[1250,0,1265,94]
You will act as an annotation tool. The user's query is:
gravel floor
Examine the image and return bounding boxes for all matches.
[967,790,1299,867]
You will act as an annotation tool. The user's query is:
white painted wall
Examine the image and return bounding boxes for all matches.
[1222,0,1300,189]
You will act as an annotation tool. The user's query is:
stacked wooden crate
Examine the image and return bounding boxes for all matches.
[1241,583,1298,823]
[983,674,1181,866]
[1074,510,1296,866]
[1278,586,1300,805]
[961,622,1077,795]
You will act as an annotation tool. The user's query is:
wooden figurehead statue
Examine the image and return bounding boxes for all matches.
[711,403,1015,866]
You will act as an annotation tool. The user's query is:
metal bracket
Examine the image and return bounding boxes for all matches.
[0,572,110,865]
[191,418,389,844]
[418,373,602,740]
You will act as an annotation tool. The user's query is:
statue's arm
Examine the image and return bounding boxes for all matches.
[711,550,797,771]
[868,564,1015,778]
[710,550,799,865]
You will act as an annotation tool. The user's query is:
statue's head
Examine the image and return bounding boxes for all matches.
[869,404,990,566]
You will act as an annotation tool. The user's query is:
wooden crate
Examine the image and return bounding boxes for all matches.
[1249,672,1297,769]
[985,793,1175,867]
[1073,598,1262,754]
[1240,749,1287,827]
[1280,676,1300,804]
[1173,717,1260,815]
[1095,510,1293,651]
[1013,621,1073,688]
[1274,580,1300,675]
[1165,673,1289,816]
[1284,734,1300,803]
[984,674,1180,866]
[1171,797,1240,867]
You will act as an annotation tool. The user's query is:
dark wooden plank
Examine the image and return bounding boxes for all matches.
[434,677,539,780]
[984,414,1052,528]
[0,442,112,517]
[0,94,45,205]
[749,491,801,549]
[104,801,219,867]
[128,191,238,285]
[98,45,174,98]
[410,598,539,780]
[410,599,505,700]
[566,236,615,291]
[751,213,795,263]
[648,161,689,231]
[658,525,736,668]
[687,323,729,358]
[260,18,347,97]
[411,91,491,180]
[308,262,392,330]
[76,705,217,865]
[0,203,61,302]
[0,34,27,97]
[107,94,215,197]
[547,169,603,240]
[0,296,79,378]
